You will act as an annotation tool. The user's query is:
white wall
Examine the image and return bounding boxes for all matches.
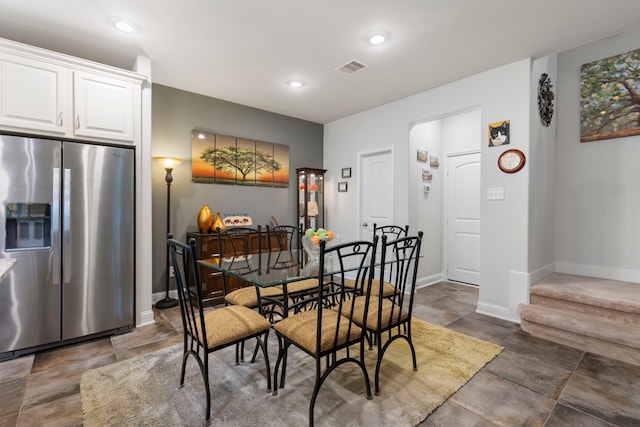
[555,28,640,282]
[325,58,532,322]
[528,55,557,286]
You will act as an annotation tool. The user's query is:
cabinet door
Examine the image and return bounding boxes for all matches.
[0,53,68,134]
[73,71,135,143]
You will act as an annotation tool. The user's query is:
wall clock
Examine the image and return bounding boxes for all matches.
[537,73,555,127]
[498,149,526,173]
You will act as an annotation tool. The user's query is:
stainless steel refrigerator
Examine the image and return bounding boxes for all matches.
[0,134,134,356]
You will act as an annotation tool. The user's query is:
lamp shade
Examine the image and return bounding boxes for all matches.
[153,156,183,169]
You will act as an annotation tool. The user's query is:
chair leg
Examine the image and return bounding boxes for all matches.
[203,353,211,422]
[256,331,272,391]
[180,352,189,387]
[359,336,373,400]
[272,336,290,396]
[374,332,383,396]
[250,339,260,363]
[407,321,418,371]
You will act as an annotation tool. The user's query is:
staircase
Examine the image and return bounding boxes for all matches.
[518,273,640,366]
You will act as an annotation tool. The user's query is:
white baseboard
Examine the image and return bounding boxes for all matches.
[476,300,520,324]
[416,273,444,289]
[137,309,155,327]
[555,262,640,283]
[529,263,555,285]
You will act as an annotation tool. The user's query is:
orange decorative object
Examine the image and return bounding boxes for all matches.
[310,183,318,191]
[212,212,225,232]
[299,184,305,190]
[197,204,213,234]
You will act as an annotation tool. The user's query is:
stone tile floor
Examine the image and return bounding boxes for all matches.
[1,281,639,426]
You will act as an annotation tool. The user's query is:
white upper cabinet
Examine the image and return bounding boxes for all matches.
[73,71,135,142]
[0,53,69,134]
[0,38,144,144]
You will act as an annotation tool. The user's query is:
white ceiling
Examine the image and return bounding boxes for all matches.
[1,0,640,124]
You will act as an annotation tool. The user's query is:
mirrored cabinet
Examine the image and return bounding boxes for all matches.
[297,167,326,231]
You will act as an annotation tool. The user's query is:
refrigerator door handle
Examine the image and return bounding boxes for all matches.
[52,168,61,286]
[63,168,71,285]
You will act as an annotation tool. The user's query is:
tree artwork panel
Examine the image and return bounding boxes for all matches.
[191,130,289,187]
[580,48,640,142]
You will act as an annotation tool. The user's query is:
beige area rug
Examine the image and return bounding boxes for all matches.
[81,318,502,427]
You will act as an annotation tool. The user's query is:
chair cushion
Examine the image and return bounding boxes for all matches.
[286,278,319,295]
[339,296,409,331]
[198,305,271,350]
[224,286,284,307]
[274,309,362,354]
[344,279,397,298]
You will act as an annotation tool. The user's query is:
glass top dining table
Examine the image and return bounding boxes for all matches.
[197,249,337,288]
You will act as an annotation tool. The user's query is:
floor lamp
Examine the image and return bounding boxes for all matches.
[154,156,183,309]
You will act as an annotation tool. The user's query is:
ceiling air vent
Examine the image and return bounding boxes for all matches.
[336,59,367,74]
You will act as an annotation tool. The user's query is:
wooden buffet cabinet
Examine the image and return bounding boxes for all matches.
[187,229,281,305]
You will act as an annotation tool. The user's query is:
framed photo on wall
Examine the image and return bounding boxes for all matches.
[488,120,510,147]
[338,182,348,192]
[341,167,351,178]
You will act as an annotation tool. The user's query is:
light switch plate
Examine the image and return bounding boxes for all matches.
[487,187,504,200]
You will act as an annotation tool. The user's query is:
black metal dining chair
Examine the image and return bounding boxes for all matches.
[272,237,378,427]
[372,223,409,241]
[264,224,319,316]
[167,235,271,423]
[216,225,281,312]
[343,232,423,395]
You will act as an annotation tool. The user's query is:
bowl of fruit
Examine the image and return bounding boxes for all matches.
[304,228,334,245]
[302,228,334,257]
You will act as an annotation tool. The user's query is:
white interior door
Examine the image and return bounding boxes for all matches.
[446,152,480,285]
[359,148,394,240]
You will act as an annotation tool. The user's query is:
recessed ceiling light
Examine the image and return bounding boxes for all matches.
[114,20,137,33]
[368,33,386,45]
[287,80,304,88]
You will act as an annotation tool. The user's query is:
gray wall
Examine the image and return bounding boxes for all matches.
[151,84,323,294]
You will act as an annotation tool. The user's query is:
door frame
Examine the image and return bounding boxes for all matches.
[443,149,481,285]
[357,146,395,241]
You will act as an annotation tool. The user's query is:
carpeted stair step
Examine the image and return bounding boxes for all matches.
[529,273,640,326]
[518,303,640,366]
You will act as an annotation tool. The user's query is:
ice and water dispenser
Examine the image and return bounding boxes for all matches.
[4,202,51,250]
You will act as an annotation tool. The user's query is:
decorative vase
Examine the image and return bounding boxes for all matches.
[197,204,213,234]
[212,212,225,232]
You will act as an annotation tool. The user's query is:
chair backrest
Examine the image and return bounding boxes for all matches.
[312,237,378,355]
[266,225,301,271]
[373,223,409,241]
[267,225,299,252]
[167,235,208,350]
[377,232,423,318]
[216,225,262,258]
[215,226,262,284]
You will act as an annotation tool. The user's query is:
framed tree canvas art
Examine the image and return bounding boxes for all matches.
[580,48,640,142]
[191,130,289,187]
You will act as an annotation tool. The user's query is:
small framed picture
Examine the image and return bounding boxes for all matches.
[430,156,439,167]
[341,167,352,178]
[338,182,348,192]
[416,149,428,162]
[488,120,510,147]
[422,168,433,181]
